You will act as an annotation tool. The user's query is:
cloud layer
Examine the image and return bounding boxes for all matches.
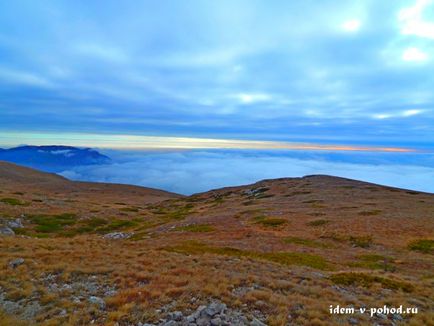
[60,150,434,195]
[0,1,433,145]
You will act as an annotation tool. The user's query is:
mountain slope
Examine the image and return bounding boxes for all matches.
[0,145,111,171]
[0,163,433,326]
[0,160,182,207]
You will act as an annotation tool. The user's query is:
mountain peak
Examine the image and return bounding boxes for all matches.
[0,145,110,171]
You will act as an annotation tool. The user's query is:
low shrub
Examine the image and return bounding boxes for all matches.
[408,239,434,254]
[330,272,413,292]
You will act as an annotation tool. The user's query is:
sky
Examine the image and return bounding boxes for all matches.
[0,0,433,149]
[0,1,433,194]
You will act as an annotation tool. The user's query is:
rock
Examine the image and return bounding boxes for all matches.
[168,311,183,321]
[250,317,266,326]
[211,317,222,325]
[196,316,211,326]
[104,289,117,297]
[348,317,359,325]
[7,218,23,228]
[22,301,42,319]
[9,258,24,269]
[103,232,132,239]
[375,312,387,319]
[2,300,21,314]
[186,314,196,323]
[392,313,403,321]
[88,296,106,309]
[161,321,177,326]
[0,226,15,236]
[205,301,226,316]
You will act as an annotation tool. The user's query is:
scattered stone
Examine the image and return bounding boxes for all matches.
[157,300,262,326]
[103,232,132,239]
[0,226,15,236]
[375,312,387,319]
[9,258,24,269]
[168,311,183,321]
[348,317,359,325]
[392,313,403,321]
[205,301,226,316]
[88,296,106,310]
[2,300,21,314]
[7,218,23,228]
[21,301,42,319]
[251,317,267,326]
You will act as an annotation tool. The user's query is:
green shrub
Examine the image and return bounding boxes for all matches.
[408,239,434,254]
[0,198,26,206]
[349,235,373,248]
[349,254,395,271]
[307,219,329,227]
[358,210,382,216]
[284,236,332,248]
[255,217,287,227]
[164,241,331,270]
[96,219,138,233]
[330,272,413,292]
[29,213,77,233]
[175,224,215,232]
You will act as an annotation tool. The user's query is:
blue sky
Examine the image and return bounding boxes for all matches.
[1,0,433,149]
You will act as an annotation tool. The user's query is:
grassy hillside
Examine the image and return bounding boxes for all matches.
[0,164,433,325]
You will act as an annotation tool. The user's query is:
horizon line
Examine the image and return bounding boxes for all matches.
[0,131,418,153]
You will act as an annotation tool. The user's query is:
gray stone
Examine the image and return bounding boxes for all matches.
[196,317,211,326]
[7,218,23,228]
[375,312,387,319]
[205,301,226,316]
[392,313,403,321]
[2,300,21,314]
[88,296,106,309]
[103,232,132,239]
[186,314,196,323]
[168,311,183,321]
[161,321,177,326]
[0,226,15,236]
[211,317,222,325]
[250,317,266,326]
[21,301,42,319]
[9,257,24,269]
[348,317,359,325]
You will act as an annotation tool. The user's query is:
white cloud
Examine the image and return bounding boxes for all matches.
[341,19,361,32]
[402,47,429,61]
[59,150,434,195]
[372,109,424,119]
[398,0,434,39]
[235,92,271,104]
[402,109,423,117]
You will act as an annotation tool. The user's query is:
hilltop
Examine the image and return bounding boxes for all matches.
[0,162,433,325]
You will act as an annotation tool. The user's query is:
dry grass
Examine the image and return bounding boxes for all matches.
[0,170,433,325]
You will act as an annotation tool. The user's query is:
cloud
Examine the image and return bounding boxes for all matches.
[0,1,433,144]
[0,131,416,152]
[59,150,434,195]
[402,47,429,61]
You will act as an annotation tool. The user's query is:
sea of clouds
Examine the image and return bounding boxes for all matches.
[59,149,434,195]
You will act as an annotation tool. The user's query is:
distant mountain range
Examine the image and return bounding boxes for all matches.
[0,145,111,172]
